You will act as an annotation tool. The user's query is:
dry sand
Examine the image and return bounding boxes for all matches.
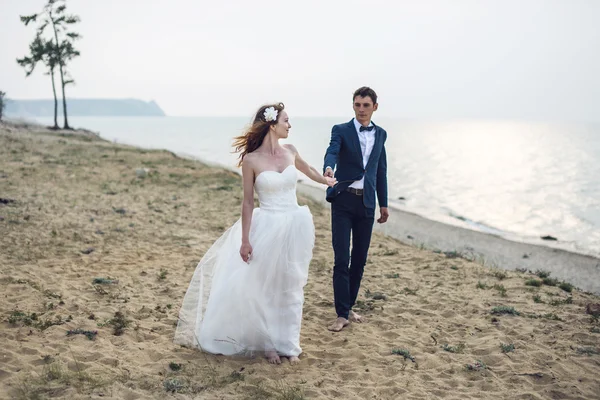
[1,122,599,399]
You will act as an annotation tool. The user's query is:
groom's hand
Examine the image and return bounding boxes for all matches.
[324,167,334,178]
[377,207,389,224]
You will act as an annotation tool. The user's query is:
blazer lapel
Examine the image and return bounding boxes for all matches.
[365,124,382,170]
[347,120,363,160]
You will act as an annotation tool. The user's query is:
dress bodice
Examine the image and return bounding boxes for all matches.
[254,165,299,212]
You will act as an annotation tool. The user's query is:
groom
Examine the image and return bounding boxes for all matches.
[323,86,389,332]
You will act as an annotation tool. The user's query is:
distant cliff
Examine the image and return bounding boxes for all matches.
[5,99,166,117]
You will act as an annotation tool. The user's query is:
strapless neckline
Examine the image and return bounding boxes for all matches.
[255,164,295,182]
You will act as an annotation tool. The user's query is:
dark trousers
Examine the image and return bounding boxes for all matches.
[331,191,375,319]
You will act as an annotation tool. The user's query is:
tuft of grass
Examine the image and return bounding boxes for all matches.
[223,370,245,384]
[107,311,129,336]
[526,313,563,321]
[492,270,507,280]
[450,265,458,271]
[443,251,462,259]
[525,279,542,287]
[493,284,507,297]
[92,277,118,285]
[36,316,65,331]
[559,282,573,293]
[67,329,98,340]
[169,362,183,371]
[391,348,416,362]
[542,277,559,286]
[500,343,515,353]
[158,268,168,280]
[163,378,186,393]
[533,294,544,303]
[7,310,64,331]
[535,269,551,279]
[385,273,400,279]
[575,347,600,356]
[8,311,33,325]
[476,281,488,289]
[441,343,465,353]
[549,296,573,306]
[354,300,375,311]
[402,287,418,296]
[491,306,520,316]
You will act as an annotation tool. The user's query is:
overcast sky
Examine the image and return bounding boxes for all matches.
[2,0,599,120]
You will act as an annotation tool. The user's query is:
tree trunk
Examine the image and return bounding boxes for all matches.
[58,65,70,129]
[50,67,59,130]
[50,14,70,130]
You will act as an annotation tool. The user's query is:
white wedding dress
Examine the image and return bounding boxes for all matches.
[174,165,314,357]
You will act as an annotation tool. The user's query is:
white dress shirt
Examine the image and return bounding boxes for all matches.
[349,118,375,189]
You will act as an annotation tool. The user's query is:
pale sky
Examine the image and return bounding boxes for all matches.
[2,0,599,120]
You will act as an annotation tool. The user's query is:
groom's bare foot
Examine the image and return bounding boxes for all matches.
[328,317,350,332]
[349,310,364,323]
[266,351,281,365]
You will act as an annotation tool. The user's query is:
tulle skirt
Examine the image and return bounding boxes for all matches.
[174,205,314,357]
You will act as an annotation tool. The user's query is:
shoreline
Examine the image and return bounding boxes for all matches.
[297,180,600,259]
[298,184,600,295]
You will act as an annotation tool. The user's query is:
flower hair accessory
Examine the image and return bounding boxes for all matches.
[263,107,278,122]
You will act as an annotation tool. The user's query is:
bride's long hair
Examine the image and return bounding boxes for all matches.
[233,102,285,167]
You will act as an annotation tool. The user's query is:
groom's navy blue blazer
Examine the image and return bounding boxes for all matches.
[323,119,388,209]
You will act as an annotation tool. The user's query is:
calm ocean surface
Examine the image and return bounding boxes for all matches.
[34,116,600,258]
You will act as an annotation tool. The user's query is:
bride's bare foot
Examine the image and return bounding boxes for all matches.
[266,351,281,365]
[288,356,300,364]
[350,310,364,323]
[328,317,350,332]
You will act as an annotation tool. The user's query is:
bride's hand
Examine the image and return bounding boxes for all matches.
[240,242,253,263]
[324,176,337,187]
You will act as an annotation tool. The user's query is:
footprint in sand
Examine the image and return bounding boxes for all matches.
[381,330,401,340]
[310,350,343,361]
[440,310,457,319]
[0,369,11,382]
[19,347,40,356]
[99,357,120,367]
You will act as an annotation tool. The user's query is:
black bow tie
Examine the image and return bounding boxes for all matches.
[359,125,374,132]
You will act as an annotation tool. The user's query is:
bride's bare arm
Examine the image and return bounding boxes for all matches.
[240,159,255,262]
[285,144,336,187]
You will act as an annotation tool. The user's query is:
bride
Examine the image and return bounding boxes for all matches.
[174,103,336,364]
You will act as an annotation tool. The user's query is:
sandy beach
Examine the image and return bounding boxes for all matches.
[1,122,599,400]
